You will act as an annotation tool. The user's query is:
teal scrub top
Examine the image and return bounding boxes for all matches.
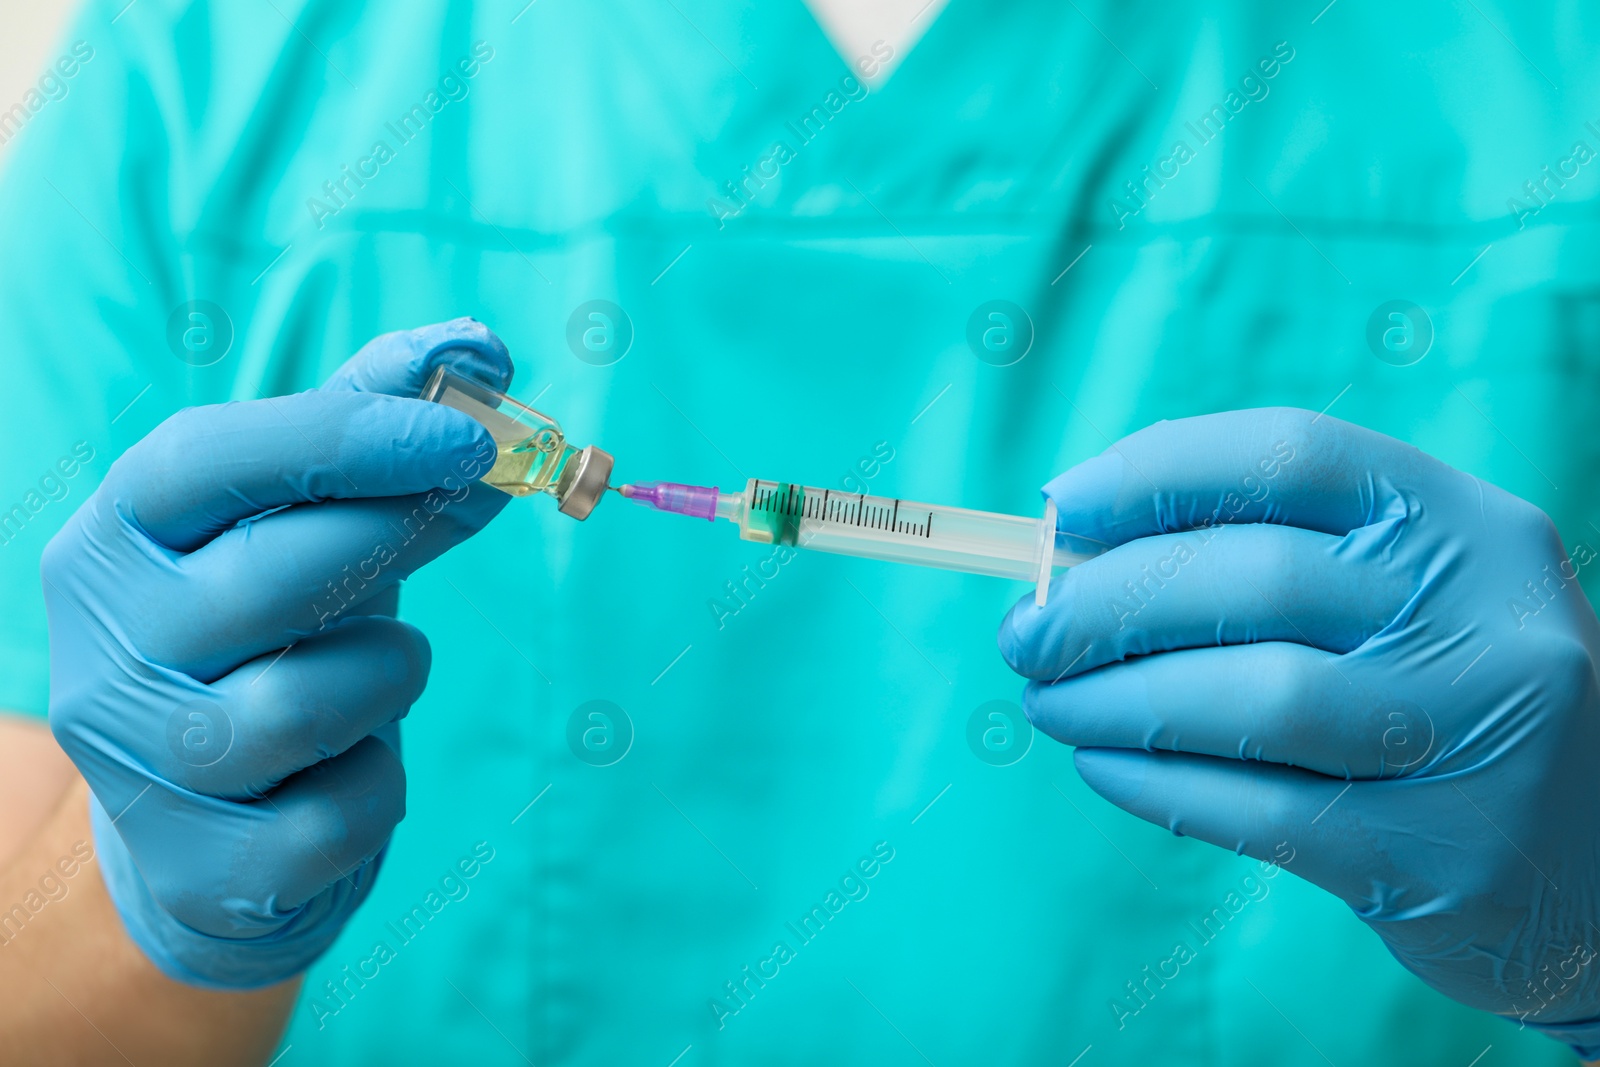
[0,1,1594,1064]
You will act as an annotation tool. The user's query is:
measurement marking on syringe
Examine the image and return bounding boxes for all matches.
[750,482,931,538]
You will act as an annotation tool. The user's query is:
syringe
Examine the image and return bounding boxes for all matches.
[618,479,1106,606]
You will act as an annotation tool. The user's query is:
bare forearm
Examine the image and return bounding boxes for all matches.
[0,781,299,1064]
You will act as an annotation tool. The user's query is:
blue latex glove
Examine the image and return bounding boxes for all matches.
[1000,408,1600,1057]
[45,318,512,989]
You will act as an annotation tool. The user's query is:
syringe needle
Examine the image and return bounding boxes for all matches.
[615,481,723,521]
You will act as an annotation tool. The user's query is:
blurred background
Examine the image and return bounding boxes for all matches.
[0,1,79,164]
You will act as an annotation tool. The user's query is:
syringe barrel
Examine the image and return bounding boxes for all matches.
[736,480,1102,581]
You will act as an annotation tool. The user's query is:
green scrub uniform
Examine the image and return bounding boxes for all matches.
[0,1,1592,1063]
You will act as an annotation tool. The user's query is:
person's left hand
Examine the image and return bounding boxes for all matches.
[999,408,1600,1058]
[46,319,512,989]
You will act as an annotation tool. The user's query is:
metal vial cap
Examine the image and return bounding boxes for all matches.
[556,446,614,520]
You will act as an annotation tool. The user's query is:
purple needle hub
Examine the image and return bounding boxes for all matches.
[620,481,720,521]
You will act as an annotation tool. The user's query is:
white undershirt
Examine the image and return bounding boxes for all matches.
[799,0,950,84]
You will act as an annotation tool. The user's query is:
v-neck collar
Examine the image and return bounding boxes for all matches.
[798,0,953,86]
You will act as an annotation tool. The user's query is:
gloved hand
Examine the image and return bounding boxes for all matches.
[45,318,512,989]
[1000,408,1600,1057]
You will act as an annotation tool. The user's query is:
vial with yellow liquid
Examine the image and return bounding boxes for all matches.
[420,367,613,519]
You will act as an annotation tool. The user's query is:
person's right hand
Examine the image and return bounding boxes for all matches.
[998,409,1600,1056]
[45,318,511,989]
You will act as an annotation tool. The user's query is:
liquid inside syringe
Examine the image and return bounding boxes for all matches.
[618,479,1105,605]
